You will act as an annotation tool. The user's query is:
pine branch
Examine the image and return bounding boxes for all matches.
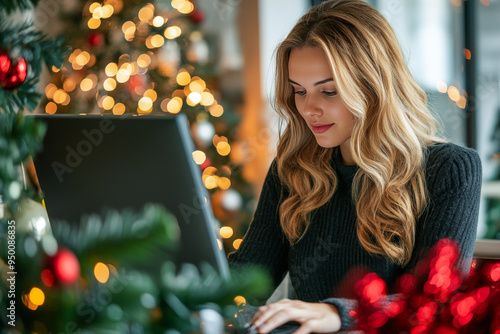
[0,112,46,207]
[161,263,272,309]
[0,0,40,13]
[51,204,180,271]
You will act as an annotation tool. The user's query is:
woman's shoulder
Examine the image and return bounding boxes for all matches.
[425,141,481,170]
[424,142,482,196]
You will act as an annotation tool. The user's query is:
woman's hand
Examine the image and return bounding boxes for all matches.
[249,298,342,333]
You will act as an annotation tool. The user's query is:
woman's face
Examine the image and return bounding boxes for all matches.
[288,47,356,150]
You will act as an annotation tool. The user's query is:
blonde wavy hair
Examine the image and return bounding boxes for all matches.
[274,0,445,266]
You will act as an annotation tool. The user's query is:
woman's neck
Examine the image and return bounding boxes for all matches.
[339,141,356,166]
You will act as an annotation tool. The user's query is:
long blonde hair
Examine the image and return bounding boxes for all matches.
[274,0,445,266]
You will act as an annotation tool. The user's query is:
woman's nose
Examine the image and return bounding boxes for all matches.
[304,96,322,117]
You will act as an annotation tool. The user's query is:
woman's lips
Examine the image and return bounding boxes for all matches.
[311,123,334,134]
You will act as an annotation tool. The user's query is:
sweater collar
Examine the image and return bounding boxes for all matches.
[333,147,359,181]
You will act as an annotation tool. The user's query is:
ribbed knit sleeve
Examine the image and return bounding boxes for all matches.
[407,142,482,273]
[322,143,482,331]
[228,160,290,287]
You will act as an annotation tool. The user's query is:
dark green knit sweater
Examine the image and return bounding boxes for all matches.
[228,142,482,330]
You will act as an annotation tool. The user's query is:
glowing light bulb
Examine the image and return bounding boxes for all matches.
[138,96,153,111]
[137,54,151,67]
[89,2,101,13]
[153,16,164,27]
[176,71,191,86]
[122,21,136,35]
[204,176,217,189]
[113,103,126,115]
[63,78,77,92]
[29,287,45,306]
[151,34,165,48]
[200,92,215,106]
[436,81,447,93]
[102,4,114,18]
[45,83,57,99]
[164,26,181,39]
[447,86,460,102]
[192,150,207,164]
[167,97,183,114]
[88,18,101,29]
[219,226,234,238]
[218,177,231,190]
[209,104,224,117]
[103,78,117,91]
[233,239,243,250]
[80,78,93,92]
[102,96,115,110]
[216,142,231,156]
[105,63,118,77]
[45,102,57,114]
[187,92,202,106]
[144,89,157,102]
[178,1,194,14]
[234,295,246,306]
[94,262,110,283]
[138,5,154,22]
[189,81,204,93]
[116,69,130,83]
[171,0,186,9]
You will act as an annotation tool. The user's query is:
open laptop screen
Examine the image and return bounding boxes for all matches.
[29,114,229,279]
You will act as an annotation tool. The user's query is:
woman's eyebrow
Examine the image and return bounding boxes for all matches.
[288,78,334,86]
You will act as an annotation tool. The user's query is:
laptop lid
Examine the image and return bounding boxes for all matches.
[29,113,229,279]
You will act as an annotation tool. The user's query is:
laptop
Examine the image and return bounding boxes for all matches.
[30,113,299,333]
[29,113,229,279]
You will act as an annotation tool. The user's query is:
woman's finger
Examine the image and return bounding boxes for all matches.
[251,299,294,329]
[255,307,297,333]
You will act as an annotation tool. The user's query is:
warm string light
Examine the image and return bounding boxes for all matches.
[192,150,207,164]
[88,2,115,29]
[219,226,233,239]
[94,262,110,283]
[29,287,45,306]
[436,81,468,110]
[233,238,243,250]
[171,0,194,14]
[234,295,246,306]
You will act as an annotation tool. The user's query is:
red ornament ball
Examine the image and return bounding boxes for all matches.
[87,32,105,48]
[189,10,205,25]
[0,50,28,90]
[45,248,80,285]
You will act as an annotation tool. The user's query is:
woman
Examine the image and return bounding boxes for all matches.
[228,0,482,332]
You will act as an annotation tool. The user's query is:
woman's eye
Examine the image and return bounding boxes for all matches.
[294,91,306,96]
[323,91,337,97]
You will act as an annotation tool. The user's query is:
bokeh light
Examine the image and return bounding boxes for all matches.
[94,262,110,284]
[113,103,126,115]
[29,287,45,306]
[192,150,207,165]
[233,238,243,250]
[164,26,182,39]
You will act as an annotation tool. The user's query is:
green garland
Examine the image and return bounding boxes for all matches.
[0,0,40,13]
[0,112,46,209]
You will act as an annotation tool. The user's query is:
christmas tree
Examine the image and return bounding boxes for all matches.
[39,0,256,254]
[1,0,271,332]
